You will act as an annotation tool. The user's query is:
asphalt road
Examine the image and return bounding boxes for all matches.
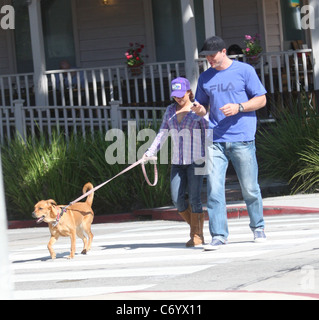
[7,214,319,300]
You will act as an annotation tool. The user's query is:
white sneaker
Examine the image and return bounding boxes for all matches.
[253,230,267,243]
[203,238,226,251]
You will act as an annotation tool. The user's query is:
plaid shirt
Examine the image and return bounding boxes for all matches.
[146,103,209,165]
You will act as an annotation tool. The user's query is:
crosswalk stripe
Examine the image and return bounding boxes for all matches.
[13,265,212,283]
[12,249,275,271]
[9,214,319,300]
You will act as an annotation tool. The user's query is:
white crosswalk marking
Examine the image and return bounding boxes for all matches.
[8,214,319,300]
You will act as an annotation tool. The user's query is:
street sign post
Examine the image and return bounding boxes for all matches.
[0,153,13,299]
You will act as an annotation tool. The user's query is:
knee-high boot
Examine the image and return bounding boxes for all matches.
[186,213,205,247]
[178,206,191,225]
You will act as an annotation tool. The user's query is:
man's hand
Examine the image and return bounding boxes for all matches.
[220,96,267,117]
[220,103,239,117]
[191,102,207,117]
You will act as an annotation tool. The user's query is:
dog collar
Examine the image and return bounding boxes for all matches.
[52,207,67,227]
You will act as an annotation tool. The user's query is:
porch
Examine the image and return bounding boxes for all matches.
[0,47,315,143]
[0,47,314,104]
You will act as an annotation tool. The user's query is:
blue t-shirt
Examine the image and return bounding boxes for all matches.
[195,60,267,142]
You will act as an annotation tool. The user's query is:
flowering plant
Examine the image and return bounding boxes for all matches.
[125,42,145,67]
[243,34,263,57]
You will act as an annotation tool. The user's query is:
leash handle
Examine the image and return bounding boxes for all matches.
[141,156,158,187]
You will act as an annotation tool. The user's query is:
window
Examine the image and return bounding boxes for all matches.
[151,0,205,62]
[13,0,76,73]
[280,0,306,45]
[13,1,33,73]
[152,0,185,62]
[41,0,76,70]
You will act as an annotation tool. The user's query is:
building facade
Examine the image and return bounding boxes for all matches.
[0,0,318,107]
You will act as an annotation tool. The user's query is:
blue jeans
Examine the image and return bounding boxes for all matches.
[207,141,265,242]
[171,163,204,213]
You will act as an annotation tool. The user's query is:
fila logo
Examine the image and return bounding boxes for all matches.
[209,82,235,93]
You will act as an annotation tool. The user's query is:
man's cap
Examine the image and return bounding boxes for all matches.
[199,36,226,56]
[171,77,191,98]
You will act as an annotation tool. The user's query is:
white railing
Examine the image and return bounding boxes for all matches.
[0,100,165,143]
[45,61,185,107]
[196,49,313,94]
[0,50,314,111]
[0,73,34,107]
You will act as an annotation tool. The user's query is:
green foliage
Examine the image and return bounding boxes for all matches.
[1,131,172,220]
[291,138,319,194]
[257,98,319,193]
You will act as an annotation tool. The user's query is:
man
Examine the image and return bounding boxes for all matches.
[191,36,267,250]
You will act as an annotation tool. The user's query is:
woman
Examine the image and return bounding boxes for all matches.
[144,77,208,247]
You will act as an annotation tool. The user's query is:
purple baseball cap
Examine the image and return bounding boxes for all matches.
[171,77,191,98]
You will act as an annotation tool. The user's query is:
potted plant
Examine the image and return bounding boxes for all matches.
[243,34,263,66]
[125,42,145,76]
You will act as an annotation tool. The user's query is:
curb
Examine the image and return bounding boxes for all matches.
[7,205,319,230]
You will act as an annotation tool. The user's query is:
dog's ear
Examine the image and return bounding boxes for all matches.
[47,200,57,207]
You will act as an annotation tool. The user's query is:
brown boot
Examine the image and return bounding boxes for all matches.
[178,206,191,225]
[186,213,205,248]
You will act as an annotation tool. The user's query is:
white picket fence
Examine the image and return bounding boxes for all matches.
[45,61,185,107]
[0,100,165,144]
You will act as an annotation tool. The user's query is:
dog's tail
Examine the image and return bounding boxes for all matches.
[83,182,94,207]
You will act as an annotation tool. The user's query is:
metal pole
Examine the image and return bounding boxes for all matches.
[180,0,199,92]
[0,152,14,300]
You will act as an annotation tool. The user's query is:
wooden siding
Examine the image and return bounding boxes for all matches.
[74,0,150,68]
[263,0,283,52]
[215,0,264,50]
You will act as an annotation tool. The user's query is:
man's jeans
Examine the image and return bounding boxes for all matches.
[207,141,265,242]
[171,163,205,214]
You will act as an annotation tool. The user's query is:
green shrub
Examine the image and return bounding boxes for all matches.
[257,99,319,193]
[291,138,319,194]
[1,131,172,220]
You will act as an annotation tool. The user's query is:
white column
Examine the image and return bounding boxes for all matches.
[28,0,48,106]
[203,0,216,38]
[0,154,14,300]
[308,0,319,92]
[180,0,198,92]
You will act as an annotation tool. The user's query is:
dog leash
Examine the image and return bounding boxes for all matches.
[53,157,158,227]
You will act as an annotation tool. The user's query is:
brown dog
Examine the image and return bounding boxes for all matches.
[32,183,94,259]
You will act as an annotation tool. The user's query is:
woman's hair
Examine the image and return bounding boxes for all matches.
[188,90,194,102]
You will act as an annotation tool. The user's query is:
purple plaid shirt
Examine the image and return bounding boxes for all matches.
[146,103,209,165]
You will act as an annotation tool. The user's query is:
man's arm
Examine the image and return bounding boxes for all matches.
[220,95,267,117]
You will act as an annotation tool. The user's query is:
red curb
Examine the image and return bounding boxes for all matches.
[109,289,319,300]
[6,206,319,229]
[133,206,319,221]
